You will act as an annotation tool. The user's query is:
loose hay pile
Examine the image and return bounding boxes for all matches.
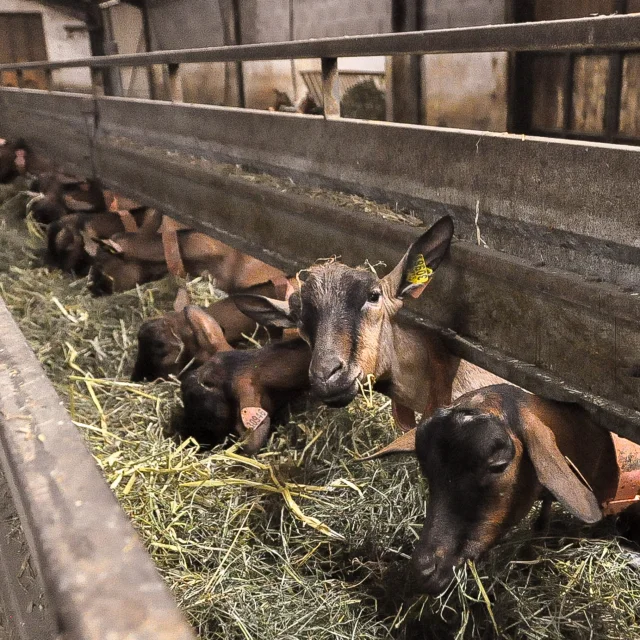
[1,190,639,640]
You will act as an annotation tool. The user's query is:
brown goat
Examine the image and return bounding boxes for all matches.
[47,208,162,273]
[0,138,30,183]
[131,276,297,381]
[234,216,505,428]
[180,335,311,454]
[89,230,285,295]
[373,384,640,594]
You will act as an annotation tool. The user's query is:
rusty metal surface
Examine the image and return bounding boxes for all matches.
[1,14,640,73]
[0,298,197,640]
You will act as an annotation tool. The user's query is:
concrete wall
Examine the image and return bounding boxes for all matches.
[146,0,237,105]
[140,0,508,125]
[110,3,150,98]
[144,0,390,109]
[0,0,91,91]
[423,0,509,131]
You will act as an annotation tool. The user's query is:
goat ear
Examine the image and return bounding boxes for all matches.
[80,230,99,257]
[520,407,602,523]
[358,428,417,461]
[184,306,231,352]
[382,215,454,300]
[173,287,190,313]
[93,237,124,256]
[232,294,296,329]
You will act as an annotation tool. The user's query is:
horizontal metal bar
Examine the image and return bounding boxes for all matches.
[0,298,196,640]
[1,13,640,72]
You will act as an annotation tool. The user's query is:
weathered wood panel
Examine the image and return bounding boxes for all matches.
[0,89,93,176]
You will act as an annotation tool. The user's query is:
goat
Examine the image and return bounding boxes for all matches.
[371,384,640,594]
[88,230,285,295]
[0,138,30,183]
[47,208,162,273]
[233,216,505,430]
[180,335,311,454]
[131,276,297,381]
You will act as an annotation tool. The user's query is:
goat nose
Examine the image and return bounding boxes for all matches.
[324,358,346,383]
[419,561,436,579]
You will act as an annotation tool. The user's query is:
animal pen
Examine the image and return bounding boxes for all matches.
[0,11,639,640]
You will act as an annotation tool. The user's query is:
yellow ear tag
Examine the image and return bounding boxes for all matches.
[406,254,433,285]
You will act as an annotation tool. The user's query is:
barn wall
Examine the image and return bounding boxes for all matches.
[110,3,150,99]
[144,0,390,109]
[145,0,237,105]
[0,0,91,91]
[422,0,509,131]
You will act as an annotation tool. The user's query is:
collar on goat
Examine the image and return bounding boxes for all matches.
[108,194,139,233]
[270,274,295,301]
[602,433,640,515]
[161,222,187,279]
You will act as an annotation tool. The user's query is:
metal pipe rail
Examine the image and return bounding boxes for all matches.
[1,13,640,106]
[1,13,640,72]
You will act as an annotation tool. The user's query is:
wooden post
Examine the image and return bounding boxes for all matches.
[168,64,183,102]
[321,57,340,118]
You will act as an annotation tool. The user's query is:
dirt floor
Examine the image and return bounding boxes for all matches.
[0,184,639,639]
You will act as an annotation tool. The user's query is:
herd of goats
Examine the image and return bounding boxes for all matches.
[1,137,639,595]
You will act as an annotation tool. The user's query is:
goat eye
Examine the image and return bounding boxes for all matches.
[488,461,509,474]
[366,290,381,304]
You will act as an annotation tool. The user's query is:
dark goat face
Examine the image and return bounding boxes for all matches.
[410,408,529,594]
[233,216,454,407]
[296,263,383,406]
[180,364,234,447]
[132,317,186,381]
[89,242,145,295]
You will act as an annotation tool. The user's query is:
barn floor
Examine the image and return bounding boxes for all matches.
[0,185,639,639]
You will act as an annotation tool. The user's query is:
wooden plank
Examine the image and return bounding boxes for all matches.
[89,137,640,438]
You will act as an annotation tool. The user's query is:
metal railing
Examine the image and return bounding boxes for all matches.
[1,13,640,111]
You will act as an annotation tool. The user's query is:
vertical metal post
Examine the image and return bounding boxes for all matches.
[91,68,104,97]
[44,69,53,91]
[321,57,340,118]
[562,54,575,135]
[141,0,158,100]
[289,0,297,98]
[604,0,627,141]
[389,0,422,124]
[168,63,183,102]
[15,69,23,89]
[230,0,245,108]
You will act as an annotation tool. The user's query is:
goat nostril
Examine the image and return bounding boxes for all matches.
[418,561,437,579]
[321,358,346,384]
